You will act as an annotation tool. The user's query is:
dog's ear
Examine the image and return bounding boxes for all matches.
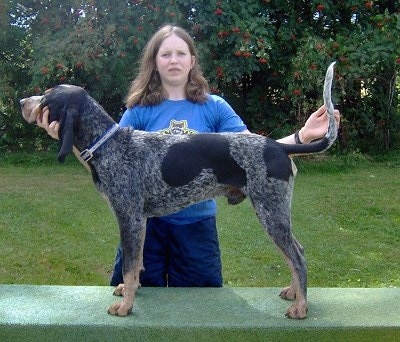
[57,105,78,163]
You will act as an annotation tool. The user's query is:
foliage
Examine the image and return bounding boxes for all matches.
[0,1,39,151]
[1,0,400,154]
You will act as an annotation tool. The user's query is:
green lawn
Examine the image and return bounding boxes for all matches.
[0,152,399,288]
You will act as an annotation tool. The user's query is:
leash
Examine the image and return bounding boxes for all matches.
[80,124,120,162]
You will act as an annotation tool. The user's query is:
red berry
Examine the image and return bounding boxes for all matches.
[41,67,49,75]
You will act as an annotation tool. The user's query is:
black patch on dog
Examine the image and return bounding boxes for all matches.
[161,134,247,187]
[263,144,292,181]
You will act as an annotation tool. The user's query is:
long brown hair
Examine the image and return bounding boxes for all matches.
[125,25,210,108]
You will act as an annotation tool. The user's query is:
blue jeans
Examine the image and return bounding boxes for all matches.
[110,216,223,287]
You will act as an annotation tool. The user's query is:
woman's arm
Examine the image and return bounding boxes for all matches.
[277,105,340,144]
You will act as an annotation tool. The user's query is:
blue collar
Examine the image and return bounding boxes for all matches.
[80,124,120,162]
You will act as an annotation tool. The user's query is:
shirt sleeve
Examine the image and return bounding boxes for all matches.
[209,95,248,133]
[119,107,146,129]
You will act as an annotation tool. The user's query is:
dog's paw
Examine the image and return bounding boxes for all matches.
[107,301,133,316]
[113,282,141,297]
[285,303,308,319]
[113,284,125,297]
[279,286,296,300]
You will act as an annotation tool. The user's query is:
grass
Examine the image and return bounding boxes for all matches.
[0,151,399,288]
[0,154,119,285]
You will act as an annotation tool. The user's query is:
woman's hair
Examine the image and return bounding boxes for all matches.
[125,24,209,108]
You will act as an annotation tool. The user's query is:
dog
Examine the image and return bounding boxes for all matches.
[20,62,337,319]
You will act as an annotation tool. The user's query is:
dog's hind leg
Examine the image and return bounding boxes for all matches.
[251,192,308,319]
[269,222,307,319]
[279,235,305,301]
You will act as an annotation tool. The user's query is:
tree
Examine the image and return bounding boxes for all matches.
[1,0,399,154]
[0,0,40,151]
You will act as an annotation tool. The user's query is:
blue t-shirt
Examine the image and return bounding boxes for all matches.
[119,94,247,224]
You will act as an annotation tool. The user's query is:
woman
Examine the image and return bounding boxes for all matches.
[37,24,340,288]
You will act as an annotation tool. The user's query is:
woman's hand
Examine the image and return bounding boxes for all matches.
[299,105,340,143]
[36,106,60,140]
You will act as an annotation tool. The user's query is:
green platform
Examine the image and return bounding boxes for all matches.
[0,285,399,341]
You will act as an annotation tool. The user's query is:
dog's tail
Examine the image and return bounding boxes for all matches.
[280,62,338,155]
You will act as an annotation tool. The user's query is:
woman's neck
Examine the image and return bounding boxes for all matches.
[162,84,186,101]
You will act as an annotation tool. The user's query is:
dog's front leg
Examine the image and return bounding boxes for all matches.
[108,213,146,317]
[112,223,146,297]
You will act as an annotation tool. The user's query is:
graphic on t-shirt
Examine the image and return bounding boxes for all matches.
[159,120,198,135]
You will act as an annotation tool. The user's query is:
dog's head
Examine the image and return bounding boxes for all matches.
[20,85,88,163]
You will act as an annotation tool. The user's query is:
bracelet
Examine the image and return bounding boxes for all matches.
[294,129,303,144]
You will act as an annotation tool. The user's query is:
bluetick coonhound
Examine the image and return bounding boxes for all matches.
[20,63,337,319]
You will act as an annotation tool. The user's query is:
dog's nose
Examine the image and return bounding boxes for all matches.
[20,98,27,107]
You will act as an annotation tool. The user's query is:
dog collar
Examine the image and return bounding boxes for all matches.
[80,124,120,162]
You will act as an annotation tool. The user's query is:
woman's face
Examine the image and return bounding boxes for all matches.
[155,33,195,89]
